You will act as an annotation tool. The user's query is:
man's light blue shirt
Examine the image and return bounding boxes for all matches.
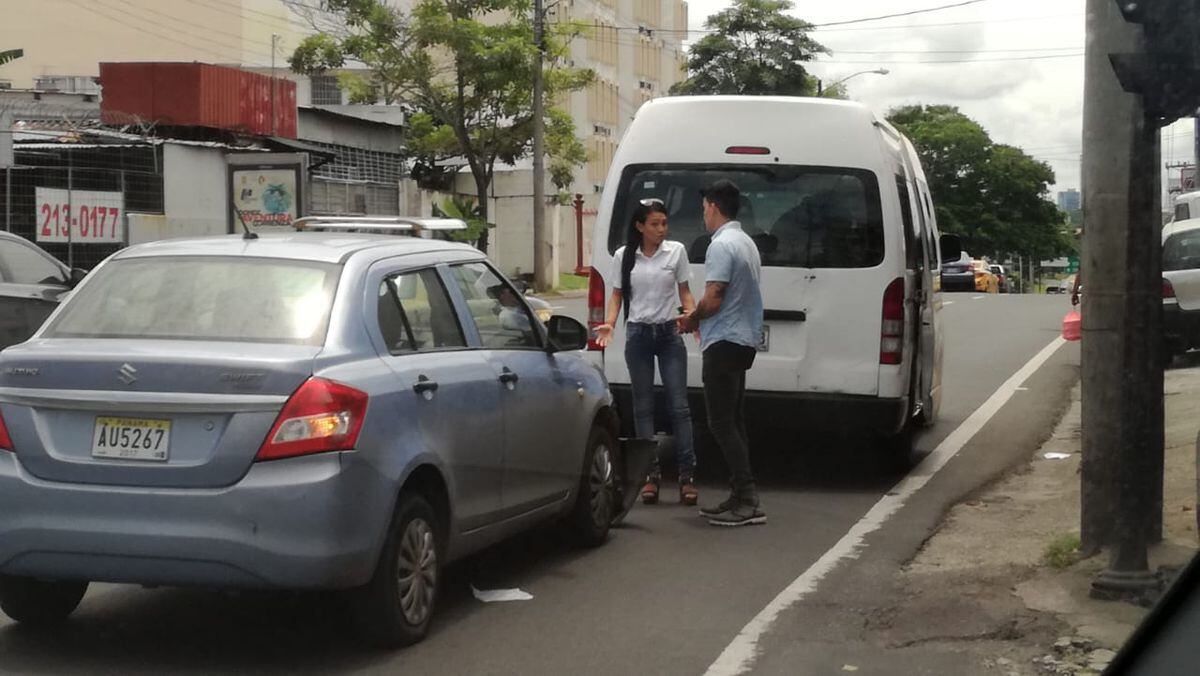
[699,221,763,352]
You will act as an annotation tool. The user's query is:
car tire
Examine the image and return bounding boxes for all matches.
[565,426,616,548]
[0,575,88,625]
[350,494,441,649]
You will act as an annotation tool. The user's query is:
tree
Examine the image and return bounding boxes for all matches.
[670,0,827,97]
[290,0,592,253]
[0,49,23,66]
[887,104,1070,261]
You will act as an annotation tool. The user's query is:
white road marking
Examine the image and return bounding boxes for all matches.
[703,336,1068,676]
[972,295,986,300]
[943,301,956,306]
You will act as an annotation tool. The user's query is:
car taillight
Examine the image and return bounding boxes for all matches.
[881,278,905,365]
[1164,278,1176,299]
[256,377,368,461]
[0,409,12,452]
[587,266,606,351]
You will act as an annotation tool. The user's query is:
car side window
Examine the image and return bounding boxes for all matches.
[449,263,541,349]
[0,240,66,286]
[377,268,466,354]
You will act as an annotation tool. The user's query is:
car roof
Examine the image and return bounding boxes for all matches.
[1163,217,1200,243]
[110,232,484,265]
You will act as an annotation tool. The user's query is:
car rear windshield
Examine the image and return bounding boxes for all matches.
[45,256,339,344]
[608,164,885,269]
[1164,229,1200,271]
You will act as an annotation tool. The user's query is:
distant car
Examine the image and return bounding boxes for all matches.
[1046,276,1075,294]
[0,232,85,350]
[941,252,975,292]
[1163,218,1200,358]
[0,219,645,648]
[972,260,1000,293]
[989,264,1009,293]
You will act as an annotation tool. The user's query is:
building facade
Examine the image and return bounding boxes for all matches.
[1057,189,1081,214]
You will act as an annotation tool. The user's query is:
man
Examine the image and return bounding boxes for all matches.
[676,179,765,527]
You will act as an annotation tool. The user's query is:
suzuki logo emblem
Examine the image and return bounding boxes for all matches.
[117,363,138,385]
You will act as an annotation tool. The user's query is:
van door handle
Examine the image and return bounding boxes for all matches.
[413,375,439,394]
[498,368,520,385]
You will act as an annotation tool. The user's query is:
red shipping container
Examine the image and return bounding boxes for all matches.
[99,62,297,139]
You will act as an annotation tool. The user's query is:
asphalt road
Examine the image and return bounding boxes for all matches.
[0,292,1081,676]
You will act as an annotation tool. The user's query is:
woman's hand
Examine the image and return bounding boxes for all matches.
[593,323,614,347]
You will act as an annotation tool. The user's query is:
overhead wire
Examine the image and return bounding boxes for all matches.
[63,0,262,64]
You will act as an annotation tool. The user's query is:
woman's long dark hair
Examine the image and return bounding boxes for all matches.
[619,201,670,321]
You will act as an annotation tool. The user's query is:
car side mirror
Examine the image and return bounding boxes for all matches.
[69,267,88,288]
[939,234,962,263]
[546,315,588,352]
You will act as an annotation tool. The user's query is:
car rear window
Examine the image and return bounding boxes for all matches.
[608,164,885,269]
[1164,229,1200,271]
[45,256,339,344]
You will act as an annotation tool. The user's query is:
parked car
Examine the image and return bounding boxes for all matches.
[587,96,957,460]
[941,252,976,292]
[1162,218,1200,358]
[0,232,85,350]
[1046,275,1075,294]
[0,219,645,647]
[972,260,1000,293]
[989,264,1009,293]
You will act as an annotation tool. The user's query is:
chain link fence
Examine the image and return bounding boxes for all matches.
[2,144,163,270]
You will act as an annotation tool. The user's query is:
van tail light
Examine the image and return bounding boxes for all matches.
[587,266,606,351]
[0,409,12,452]
[1164,278,1176,299]
[256,377,368,461]
[880,278,906,365]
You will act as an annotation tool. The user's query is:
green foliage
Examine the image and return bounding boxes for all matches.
[290,0,592,251]
[434,195,492,245]
[887,104,1072,261]
[0,49,23,67]
[1044,533,1082,569]
[669,0,826,96]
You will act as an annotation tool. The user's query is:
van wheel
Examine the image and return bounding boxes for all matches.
[0,576,88,625]
[350,494,441,648]
[565,427,615,547]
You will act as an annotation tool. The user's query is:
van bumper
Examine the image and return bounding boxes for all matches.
[610,385,910,438]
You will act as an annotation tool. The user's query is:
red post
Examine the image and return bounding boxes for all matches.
[573,193,588,276]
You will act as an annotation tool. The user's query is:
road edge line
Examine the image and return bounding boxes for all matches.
[703,336,1068,676]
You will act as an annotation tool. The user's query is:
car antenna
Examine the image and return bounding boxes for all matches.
[232,206,258,240]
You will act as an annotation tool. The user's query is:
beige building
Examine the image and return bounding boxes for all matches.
[556,0,688,194]
[0,0,309,92]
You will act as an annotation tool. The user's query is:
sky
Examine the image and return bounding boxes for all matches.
[682,0,1198,204]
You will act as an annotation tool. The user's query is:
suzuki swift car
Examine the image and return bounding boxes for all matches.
[0,223,637,647]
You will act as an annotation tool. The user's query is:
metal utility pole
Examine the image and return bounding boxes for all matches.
[532,0,554,292]
[1081,0,1167,600]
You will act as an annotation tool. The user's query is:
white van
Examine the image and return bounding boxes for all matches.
[585,96,958,453]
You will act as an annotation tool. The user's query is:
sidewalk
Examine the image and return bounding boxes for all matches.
[889,367,1200,675]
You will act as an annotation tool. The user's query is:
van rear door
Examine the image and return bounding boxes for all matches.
[605,163,890,397]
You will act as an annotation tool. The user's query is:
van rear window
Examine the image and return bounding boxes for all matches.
[608,164,885,269]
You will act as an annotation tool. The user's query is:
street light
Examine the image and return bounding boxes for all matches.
[817,68,889,96]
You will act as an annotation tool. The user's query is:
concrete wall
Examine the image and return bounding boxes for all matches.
[400,172,591,284]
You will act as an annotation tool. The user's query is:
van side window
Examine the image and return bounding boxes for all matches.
[895,176,918,268]
[1178,203,1191,221]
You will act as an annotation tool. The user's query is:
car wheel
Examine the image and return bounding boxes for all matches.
[351,493,441,648]
[565,426,616,547]
[0,575,88,625]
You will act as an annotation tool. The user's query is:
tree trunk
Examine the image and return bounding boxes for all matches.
[473,171,490,254]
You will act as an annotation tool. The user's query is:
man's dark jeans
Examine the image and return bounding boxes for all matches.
[702,340,758,505]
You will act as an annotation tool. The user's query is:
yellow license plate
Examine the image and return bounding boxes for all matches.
[92,417,171,461]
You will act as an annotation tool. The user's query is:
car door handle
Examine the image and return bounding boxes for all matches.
[413,375,439,394]
[498,368,519,385]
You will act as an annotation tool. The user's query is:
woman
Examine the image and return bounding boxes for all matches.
[594,199,699,505]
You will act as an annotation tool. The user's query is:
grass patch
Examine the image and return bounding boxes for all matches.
[555,273,589,292]
[1045,533,1082,569]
